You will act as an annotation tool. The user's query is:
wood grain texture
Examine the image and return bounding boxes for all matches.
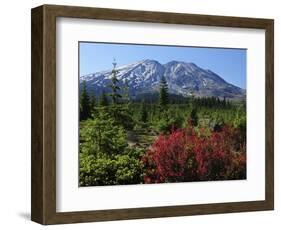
[31,4,274,225]
[265,20,274,210]
[31,6,44,224]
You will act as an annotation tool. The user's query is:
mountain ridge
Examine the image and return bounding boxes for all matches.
[80,59,246,100]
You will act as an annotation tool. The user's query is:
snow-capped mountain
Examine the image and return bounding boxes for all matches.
[80,59,245,99]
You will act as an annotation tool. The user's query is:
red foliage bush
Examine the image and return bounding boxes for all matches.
[142,121,246,183]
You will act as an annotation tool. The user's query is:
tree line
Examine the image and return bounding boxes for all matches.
[80,61,234,122]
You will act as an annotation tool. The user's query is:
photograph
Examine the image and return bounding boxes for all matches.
[78,42,247,187]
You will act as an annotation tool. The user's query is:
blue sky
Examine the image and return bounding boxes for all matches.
[79,42,246,89]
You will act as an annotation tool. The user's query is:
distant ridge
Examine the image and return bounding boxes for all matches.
[80,59,245,100]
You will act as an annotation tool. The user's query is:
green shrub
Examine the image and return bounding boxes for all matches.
[79,147,145,186]
[154,115,183,134]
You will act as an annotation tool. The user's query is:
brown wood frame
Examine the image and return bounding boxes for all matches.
[31,4,274,225]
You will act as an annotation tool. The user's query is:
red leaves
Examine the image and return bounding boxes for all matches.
[142,122,246,183]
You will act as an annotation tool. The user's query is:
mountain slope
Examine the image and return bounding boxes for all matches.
[80,59,245,99]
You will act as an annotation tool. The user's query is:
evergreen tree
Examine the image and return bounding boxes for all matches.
[99,90,108,107]
[89,93,96,115]
[226,99,231,108]
[123,79,130,104]
[159,76,169,108]
[140,100,148,123]
[109,59,122,104]
[216,97,221,107]
[222,96,227,107]
[79,112,127,158]
[80,81,91,120]
[190,107,198,127]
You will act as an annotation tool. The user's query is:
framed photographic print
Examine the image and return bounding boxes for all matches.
[31,4,274,225]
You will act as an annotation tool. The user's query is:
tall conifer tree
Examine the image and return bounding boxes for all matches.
[80,80,91,120]
[109,59,122,104]
[99,90,108,106]
[123,79,130,104]
[89,93,96,115]
[159,76,169,108]
[140,100,148,123]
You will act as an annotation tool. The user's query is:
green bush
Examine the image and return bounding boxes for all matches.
[79,114,145,186]
[79,147,145,186]
[80,157,117,186]
[115,153,144,184]
[154,115,183,134]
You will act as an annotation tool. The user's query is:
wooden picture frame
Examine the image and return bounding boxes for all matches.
[31,4,274,225]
